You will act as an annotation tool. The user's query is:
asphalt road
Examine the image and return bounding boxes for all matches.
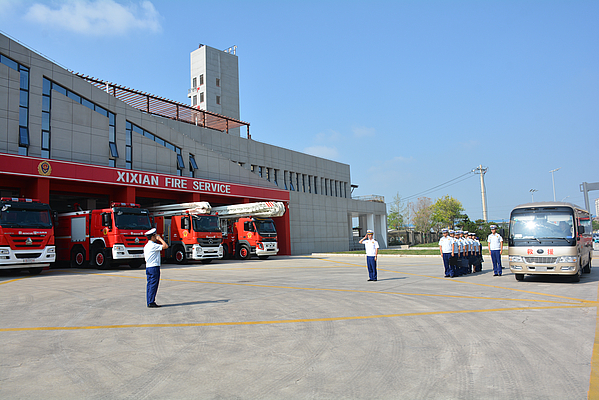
[1,254,598,399]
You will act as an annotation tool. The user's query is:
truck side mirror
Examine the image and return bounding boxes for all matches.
[182,217,190,231]
[101,213,112,228]
[578,225,585,234]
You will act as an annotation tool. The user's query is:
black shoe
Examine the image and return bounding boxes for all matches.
[147,303,161,308]
[367,279,373,281]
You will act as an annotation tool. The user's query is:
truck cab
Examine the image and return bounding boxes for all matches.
[231,217,279,260]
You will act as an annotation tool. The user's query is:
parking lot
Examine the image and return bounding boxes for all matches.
[1,254,598,399]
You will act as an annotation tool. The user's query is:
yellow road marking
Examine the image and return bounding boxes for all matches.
[588,281,599,399]
[0,304,591,333]
[0,275,32,285]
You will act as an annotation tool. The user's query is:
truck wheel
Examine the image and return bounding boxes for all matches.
[258,255,270,260]
[93,246,108,269]
[237,244,251,260]
[174,246,187,265]
[71,247,87,268]
[29,267,43,275]
[201,259,212,264]
[221,244,229,260]
[515,274,524,281]
[129,260,143,269]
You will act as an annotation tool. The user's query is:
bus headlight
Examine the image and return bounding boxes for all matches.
[561,266,575,271]
[509,256,523,262]
[558,256,577,263]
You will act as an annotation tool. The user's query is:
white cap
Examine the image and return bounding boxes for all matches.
[145,228,157,236]
[367,230,374,235]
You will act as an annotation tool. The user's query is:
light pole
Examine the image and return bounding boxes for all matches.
[530,189,538,202]
[549,168,561,201]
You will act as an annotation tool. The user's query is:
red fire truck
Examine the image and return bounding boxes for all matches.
[56,203,151,269]
[148,202,223,264]
[0,197,55,274]
[213,202,285,260]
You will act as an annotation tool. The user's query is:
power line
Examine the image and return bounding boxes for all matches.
[401,170,476,201]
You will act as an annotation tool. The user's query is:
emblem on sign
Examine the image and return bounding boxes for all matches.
[103,228,108,235]
[38,161,52,176]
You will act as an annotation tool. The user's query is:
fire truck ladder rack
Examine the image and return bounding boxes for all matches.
[211,202,286,219]
[147,202,211,217]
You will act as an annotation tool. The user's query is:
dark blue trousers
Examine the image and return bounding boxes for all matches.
[366,256,377,280]
[146,266,161,305]
[491,250,502,275]
[442,253,452,276]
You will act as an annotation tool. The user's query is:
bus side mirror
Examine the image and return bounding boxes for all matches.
[578,225,585,234]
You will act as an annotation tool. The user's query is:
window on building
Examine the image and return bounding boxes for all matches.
[216,95,221,105]
[307,175,312,193]
[238,162,244,167]
[18,65,30,156]
[216,78,220,87]
[200,92,204,103]
[199,74,204,85]
[289,172,295,191]
[192,95,197,106]
[189,154,198,177]
[274,169,278,186]
[266,168,270,182]
[192,77,197,88]
[258,166,263,178]
[313,176,317,194]
[296,173,300,193]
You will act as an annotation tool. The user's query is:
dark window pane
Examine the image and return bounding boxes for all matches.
[126,146,132,161]
[41,149,49,158]
[109,159,116,167]
[144,131,155,141]
[19,107,28,127]
[42,130,50,149]
[126,121,132,131]
[176,147,181,155]
[19,127,29,146]
[67,91,81,103]
[109,142,119,158]
[126,161,132,169]
[19,90,28,107]
[19,69,29,90]
[126,133,131,146]
[1,55,18,71]
[155,137,165,146]
[82,98,94,110]
[54,85,67,96]
[189,155,198,170]
[109,113,115,126]
[42,78,51,96]
[177,154,185,169]
[165,142,175,152]
[42,112,50,130]
[94,105,108,117]
[109,125,115,142]
[42,95,50,112]
[132,125,143,135]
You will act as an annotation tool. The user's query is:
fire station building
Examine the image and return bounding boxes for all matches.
[0,33,387,255]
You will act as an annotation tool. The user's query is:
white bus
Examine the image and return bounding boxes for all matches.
[508,202,593,282]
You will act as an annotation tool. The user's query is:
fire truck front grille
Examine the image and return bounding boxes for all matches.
[128,250,143,255]
[198,238,222,246]
[261,238,277,242]
[9,235,46,249]
[123,236,147,247]
[15,253,42,259]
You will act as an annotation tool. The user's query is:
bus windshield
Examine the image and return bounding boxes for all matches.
[255,219,277,234]
[510,208,574,241]
[114,210,152,230]
[193,216,221,233]
[0,203,53,228]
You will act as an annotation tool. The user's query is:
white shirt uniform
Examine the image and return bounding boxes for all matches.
[363,239,379,257]
[144,240,163,268]
[439,236,453,253]
[487,233,503,251]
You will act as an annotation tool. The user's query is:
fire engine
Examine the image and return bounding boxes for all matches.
[56,203,151,269]
[212,202,286,260]
[0,197,55,274]
[148,202,223,264]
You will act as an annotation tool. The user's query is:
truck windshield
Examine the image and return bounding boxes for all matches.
[255,219,277,234]
[0,203,53,228]
[114,210,152,230]
[192,216,221,233]
[510,208,574,241]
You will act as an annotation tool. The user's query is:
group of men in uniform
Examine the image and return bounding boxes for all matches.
[438,228,483,278]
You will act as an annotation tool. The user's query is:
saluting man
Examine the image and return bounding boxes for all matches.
[487,225,504,276]
[439,228,453,277]
[359,229,379,281]
[144,228,168,307]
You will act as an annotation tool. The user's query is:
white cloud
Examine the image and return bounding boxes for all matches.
[24,0,161,36]
[304,145,339,160]
[0,0,20,16]
[352,126,375,138]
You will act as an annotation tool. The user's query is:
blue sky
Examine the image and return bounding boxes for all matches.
[1,0,597,221]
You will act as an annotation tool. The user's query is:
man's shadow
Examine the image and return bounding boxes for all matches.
[161,299,229,308]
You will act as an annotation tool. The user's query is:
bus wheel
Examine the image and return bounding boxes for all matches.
[583,259,591,274]
[201,259,212,264]
[221,244,229,260]
[29,267,43,275]
[514,274,524,281]
[258,255,270,260]
[237,245,251,260]
[129,260,143,269]
[572,269,581,282]
[174,246,187,265]
[71,247,87,268]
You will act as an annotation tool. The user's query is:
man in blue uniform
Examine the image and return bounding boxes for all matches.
[144,228,168,307]
[439,228,454,277]
[359,229,379,281]
[487,225,503,276]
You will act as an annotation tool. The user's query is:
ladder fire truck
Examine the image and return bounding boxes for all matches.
[56,203,151,269]
[0,197,55,274]
[148,202,223,264]
[212,201,286,260]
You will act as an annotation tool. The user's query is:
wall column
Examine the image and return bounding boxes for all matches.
[22,177,50,203]
[114,186,136,204]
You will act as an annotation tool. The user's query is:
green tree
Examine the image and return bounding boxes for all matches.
[593,219,599,232]
[431,195,464,229]
[387,193,407,230]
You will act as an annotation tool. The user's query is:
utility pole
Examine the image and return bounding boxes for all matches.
[549,167,560,201]
[474,165,488,222]
[530,189,538,202]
